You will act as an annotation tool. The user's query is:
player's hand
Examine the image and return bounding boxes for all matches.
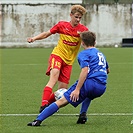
[27,38,34,43]
[70,89,80,102]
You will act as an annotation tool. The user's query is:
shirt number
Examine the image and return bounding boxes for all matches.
[97,52,106,68]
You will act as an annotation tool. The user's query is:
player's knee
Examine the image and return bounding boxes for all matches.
[55,96,68,108]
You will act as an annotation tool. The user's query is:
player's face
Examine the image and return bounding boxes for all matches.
[70,12,82,27]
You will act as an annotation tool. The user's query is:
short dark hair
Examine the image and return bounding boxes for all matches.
[80,31,96,46]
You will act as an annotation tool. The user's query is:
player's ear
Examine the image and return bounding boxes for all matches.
[82,41,85,45]
[81,41,85,46]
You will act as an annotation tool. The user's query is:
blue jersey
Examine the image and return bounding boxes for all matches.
[77,48,109,84]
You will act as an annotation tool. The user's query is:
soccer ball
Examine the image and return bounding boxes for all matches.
[54,88,67,100]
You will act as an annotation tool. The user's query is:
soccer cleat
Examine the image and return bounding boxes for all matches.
[39,104,49,113]
[77,112,87,124]
[27,120,42,126]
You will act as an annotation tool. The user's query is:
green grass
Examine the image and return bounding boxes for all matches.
[0,48,133,133]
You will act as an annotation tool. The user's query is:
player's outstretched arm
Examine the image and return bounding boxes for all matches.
[27,30,52,43]
[70,67,88,102]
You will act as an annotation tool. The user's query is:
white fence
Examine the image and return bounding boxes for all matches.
[0,2,132,47]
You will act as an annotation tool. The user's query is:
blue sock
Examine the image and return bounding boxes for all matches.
[36,102,59,121]
[80,98,91,114]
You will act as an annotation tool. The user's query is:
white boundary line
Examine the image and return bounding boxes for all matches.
[2,62,133,66]
[0,113,133,117]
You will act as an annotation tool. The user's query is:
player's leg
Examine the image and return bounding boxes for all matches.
[40,54,62,113]
[77,98,91,124]
[80,98,91,114]
[48,63,72,105]
[48,81,68,105]
[27,96,69,126]
[40,68,60,112]
[76,79,93,124]
[48,92,56,104]
[77,79,106,124]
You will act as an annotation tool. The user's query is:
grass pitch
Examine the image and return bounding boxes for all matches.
[0,48,132,133]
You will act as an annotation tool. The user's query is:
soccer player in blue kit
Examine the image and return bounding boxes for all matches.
[27,31,110,126]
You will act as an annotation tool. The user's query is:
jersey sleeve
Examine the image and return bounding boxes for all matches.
[50,22,60,34]
[78,52,89,69]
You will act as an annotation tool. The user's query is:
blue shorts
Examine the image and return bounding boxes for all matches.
[64,79,106,107]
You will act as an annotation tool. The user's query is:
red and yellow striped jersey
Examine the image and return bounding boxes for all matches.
[50,21,88,65]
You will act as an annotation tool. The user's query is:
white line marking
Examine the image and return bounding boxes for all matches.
[0,113,132,117]
[2,64,44,66]
[2,62,133,66]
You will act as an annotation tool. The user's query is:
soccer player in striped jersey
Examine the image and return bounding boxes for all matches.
[27,31,110,126]
[27,5,88,113]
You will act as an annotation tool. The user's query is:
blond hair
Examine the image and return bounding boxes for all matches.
[71,5,86,15]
